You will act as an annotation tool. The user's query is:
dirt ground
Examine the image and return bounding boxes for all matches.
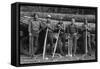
[20,52,95,64]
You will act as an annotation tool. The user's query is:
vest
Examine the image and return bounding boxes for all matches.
[68,24,77,34]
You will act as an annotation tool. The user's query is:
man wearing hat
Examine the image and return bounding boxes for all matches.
[45,15,54,55]
[28,13,41,57]
[35,14,54,55]
[54,17,65,56]
[81,18,91,56]
[67,17,78,57]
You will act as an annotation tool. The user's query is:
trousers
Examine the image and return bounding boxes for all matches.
[68,34,77,56]
[29,31,39,56]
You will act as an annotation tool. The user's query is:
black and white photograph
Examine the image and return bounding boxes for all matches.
[19,3,97,64]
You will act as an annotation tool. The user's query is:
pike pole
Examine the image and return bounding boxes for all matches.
[85,25,88,54]
[43,28,48,59]
[82,22,88,58]
[28,18,33,57]
[29,32,32,56]
[52,29,61,58]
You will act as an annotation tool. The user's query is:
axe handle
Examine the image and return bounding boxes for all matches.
[28,21,32,55]
[52,29,60,58]
[43,28,48,59]
[85,26,88,54]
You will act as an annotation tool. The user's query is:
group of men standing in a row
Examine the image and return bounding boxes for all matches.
[28,13,92,58]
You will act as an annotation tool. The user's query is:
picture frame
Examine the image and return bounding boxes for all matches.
[11,2,98,67]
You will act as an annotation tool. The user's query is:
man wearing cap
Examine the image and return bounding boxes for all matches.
[67,17,78,57]
[45,15,54,55]
[54,17,65,56]
[28,13,41,57]
[81,18,92,56]
[35,15,54,55]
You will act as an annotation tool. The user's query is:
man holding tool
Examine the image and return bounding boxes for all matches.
[53,17,65,56]
[81,18,92,57]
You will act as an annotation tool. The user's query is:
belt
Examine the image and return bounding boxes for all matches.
[32,30,39,33]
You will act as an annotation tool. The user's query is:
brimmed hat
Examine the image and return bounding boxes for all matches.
[71,16,76,22]
[47,15,51,18]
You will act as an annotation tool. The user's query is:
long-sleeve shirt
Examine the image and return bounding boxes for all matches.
[39,19,54,33]
[28,18,41,34]
[45,20,54,32]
